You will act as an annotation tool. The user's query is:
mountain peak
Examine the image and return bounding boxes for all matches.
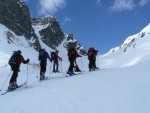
[32,16,57,26]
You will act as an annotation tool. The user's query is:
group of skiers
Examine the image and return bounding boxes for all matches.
[7,47,99,90]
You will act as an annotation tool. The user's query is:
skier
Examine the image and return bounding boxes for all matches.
[87,47,99,71]
[67,47,82,75]
[8,50,29,90]
[51,50,62,73]
[38,49,52,80]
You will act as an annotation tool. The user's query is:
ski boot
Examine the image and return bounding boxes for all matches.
[67,71,75,76]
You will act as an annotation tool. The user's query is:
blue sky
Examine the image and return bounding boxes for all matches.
[24,0,150,54]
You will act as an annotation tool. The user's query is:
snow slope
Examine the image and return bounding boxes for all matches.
[0,22,150,113]
[100,23,150,68]
[0,63,150,113]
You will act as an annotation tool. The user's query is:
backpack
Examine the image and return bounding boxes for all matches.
[88,47,94,57]
[68,48,76,57]
[51,52,55,60]
[39,49,47,60]
[8,51,18,65]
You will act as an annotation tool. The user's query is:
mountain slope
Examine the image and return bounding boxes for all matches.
[0,62,150,113]
[100,23,150,68]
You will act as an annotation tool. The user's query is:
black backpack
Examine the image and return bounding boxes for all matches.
[39,49,47,60]
[8,51,18,65]
[51,51,55,60]
[68,48,75,57]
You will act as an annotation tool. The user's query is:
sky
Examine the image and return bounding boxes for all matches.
[24,0,150,54]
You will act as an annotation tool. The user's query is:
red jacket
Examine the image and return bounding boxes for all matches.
[17,55,26,66]
[51,52,61,60]
[69,50,81,61]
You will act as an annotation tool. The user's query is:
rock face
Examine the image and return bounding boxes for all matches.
[0,0,86,55]
[32,17,65,49]
[32,17,87,55]
[64,34,87,55]
[0,0,40,50]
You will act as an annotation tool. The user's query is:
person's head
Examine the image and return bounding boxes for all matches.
[55,50,59,53]
[40,48,45,52]
[16,50,21,55]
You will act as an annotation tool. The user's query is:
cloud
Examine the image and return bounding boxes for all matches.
[139,0,150,6]
[109,0,135,13]
[62,17,72,25]
[96,0,102,6]
[38,0,67,16]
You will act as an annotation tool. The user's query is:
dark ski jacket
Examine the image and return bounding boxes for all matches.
[38,50,52,62]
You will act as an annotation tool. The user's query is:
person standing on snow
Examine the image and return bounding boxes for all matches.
[8,50,29,90]
[67,47,82,76]
[38,49,52,80]
[51,50,62,73]
[87,47,99,71]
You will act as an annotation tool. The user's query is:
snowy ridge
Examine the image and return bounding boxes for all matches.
[100,23,150,68]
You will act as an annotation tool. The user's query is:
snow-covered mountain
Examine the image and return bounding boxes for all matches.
[0,1,150,113]
[0,0,86,55]
[32,16,86,55]
[0,23,150,113]
[100,23,150,68]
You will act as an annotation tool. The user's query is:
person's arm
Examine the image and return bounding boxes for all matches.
[46,52,52,62]
[57,54,62,60]
[18,55,29,64]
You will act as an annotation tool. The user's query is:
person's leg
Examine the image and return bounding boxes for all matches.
[9,65,18,89]
[43,61,47,79]
[53,60,56,72]
[68,60,74,75]
[89,59,93,71]
[40,61,45,80]
[56,60,59,72]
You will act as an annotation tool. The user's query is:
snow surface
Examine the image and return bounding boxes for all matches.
[0,23,150,113]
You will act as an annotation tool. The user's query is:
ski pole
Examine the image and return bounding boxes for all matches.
[0,70,12,91]
[81,57,84,71]
[49,62,52,79]
[96,55,100,69]
[26,64,29,88]
[37,62,40,78]
[61,60,62,73]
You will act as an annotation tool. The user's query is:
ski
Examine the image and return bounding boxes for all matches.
[39,76,49,81]
[1,82,26,95]
[65,71,85,77]
[89,68,99,72]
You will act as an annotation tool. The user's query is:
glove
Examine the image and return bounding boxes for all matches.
[59,57,62,61]
[26,58,30,63]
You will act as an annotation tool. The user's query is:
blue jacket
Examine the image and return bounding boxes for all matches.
[38,50,51,62]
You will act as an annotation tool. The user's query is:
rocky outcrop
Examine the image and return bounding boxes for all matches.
[32,16,65,49]
[0,0,40,50]
[64,34,87,55]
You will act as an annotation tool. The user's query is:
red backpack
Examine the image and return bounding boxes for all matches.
[88,47,94,57]
[51,52,56,60]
